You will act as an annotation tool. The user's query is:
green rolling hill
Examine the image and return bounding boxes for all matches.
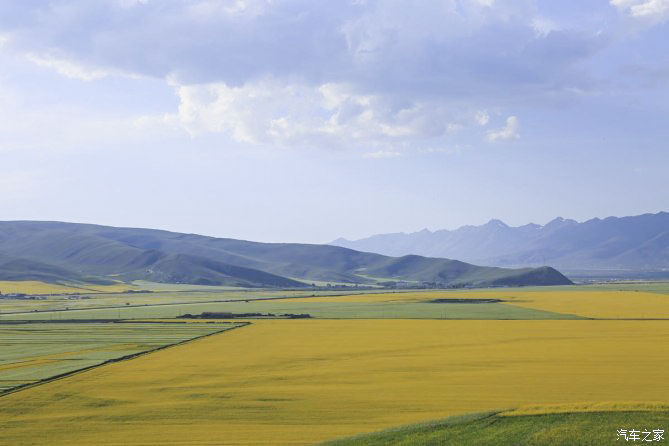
[0,221,573,288]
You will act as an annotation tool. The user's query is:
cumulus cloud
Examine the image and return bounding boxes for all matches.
[487,116,519,142]
[531,17,559,37]
[611,0,669,24]
[475,110,490,126]
[167,78,471,148]
[0,1,621,152]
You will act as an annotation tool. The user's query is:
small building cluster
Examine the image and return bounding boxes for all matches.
[0,292,47,300]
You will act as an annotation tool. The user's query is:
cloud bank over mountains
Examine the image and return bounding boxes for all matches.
[1,0,667,154]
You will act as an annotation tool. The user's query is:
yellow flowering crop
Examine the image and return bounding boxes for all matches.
[2,319,668,445]
[0,280,135,295]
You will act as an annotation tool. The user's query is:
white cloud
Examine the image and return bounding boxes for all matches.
[475,110,490,126]
[1,1,604,95]
[531,17,559,37]
[611,0,669,25]
[487,116,519,142]
[362,150,401,159]
[166,78,469,149]
[0,1,624,155]
[25,53,110,81]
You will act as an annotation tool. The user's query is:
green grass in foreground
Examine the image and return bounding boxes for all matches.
[0,322,240,394]
[322,411,669,446]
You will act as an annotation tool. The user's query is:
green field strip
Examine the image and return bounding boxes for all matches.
[0,291,392,316]
[0,299,583,320]
[0,322,246,397]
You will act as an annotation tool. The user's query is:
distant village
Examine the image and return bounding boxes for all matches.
[0,291,91,300]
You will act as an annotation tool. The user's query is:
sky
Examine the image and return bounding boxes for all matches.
[1,0,668,244]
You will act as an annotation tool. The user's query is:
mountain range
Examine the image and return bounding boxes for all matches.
[0,221,571,288]
[330,212,669,272]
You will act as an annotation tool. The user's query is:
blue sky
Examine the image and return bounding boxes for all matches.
[1,0,668,243]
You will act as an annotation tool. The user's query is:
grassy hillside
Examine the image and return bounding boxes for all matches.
[0,254,111,284]
[322,410,669,445]
[363,256,571,286]
[0,221,572,288]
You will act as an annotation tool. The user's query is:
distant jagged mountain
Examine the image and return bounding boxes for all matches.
[330,212,669,271]
[0,221,572,288]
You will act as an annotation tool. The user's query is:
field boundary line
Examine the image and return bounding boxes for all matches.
[0,288,494,317]
[0,293,383,316]
[0,321,252,399]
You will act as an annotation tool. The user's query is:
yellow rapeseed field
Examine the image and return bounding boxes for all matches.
[0,281,92,294]
[502,401,669,416]
[501,290,669,319]
[287,290,669,319]
[0,280,135,295]
[1,319,669,445]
